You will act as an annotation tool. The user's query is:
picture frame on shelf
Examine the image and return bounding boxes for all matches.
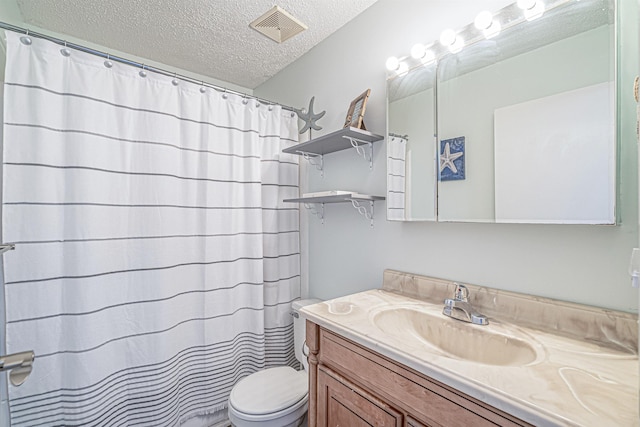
[344,89,371,130]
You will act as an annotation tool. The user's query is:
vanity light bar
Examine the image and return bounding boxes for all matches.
[385,0,570,75]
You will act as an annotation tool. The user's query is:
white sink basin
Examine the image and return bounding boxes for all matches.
[372,306,540,367]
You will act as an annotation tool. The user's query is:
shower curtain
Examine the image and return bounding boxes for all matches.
[1,31,300,426]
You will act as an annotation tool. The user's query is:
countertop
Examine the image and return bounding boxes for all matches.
[301,289,639,426]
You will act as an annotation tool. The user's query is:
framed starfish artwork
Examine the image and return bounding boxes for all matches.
[439,136,465,181]
[344,89,371,130]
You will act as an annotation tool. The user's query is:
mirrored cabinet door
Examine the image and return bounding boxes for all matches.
[386,0,616,224]
[387,62,437,221]
[437,0,615,223]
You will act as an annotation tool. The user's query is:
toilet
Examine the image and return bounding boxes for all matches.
[227,299,320,427]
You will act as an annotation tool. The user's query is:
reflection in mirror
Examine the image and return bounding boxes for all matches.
[437,0,615,223]
[387,62,437,221]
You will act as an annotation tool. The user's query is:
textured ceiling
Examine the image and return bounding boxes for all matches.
[15,0,379,89]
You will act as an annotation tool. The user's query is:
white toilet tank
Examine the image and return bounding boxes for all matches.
[291,299,321,371]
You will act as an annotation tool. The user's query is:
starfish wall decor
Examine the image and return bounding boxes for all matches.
[439,136,465,181]
[294,97,326,136]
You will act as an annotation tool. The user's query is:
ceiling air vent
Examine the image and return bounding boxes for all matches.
[250,6,308,43]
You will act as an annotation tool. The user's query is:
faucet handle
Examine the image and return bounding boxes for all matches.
[453,283,469,302]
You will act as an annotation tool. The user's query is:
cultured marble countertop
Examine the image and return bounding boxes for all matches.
[301,289,639,426]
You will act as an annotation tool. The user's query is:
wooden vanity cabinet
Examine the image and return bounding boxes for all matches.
[306,321,533,427]
[318,367,403,426]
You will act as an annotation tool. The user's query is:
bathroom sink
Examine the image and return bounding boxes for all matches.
[372,307,539,366]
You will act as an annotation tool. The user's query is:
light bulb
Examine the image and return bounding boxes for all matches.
[517,0,537,9]
[410,44,435,65]
[484,20,501,39]
[524,1,545,20]
[385,56,400,71]
[475,11,501,38]
[474,11,493,30]
[439,29,457,47]
[411,43,426,59]
[449,36,465,54]
[421,49,436,65]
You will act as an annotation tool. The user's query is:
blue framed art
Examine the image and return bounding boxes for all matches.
[439,136,465,181]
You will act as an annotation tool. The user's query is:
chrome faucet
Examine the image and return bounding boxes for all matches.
[443,283,489,325]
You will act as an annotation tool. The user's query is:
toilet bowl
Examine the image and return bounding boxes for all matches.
[227,299,320,427]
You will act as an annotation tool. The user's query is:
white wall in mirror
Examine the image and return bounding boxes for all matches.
[494,82,615,223]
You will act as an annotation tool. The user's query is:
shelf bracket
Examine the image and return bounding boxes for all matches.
[304,203,325,224]
[295,151,324,177]
[351,199,375,227]
[343,136,373,170]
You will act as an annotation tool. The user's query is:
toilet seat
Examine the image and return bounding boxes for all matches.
[228,366,308,424]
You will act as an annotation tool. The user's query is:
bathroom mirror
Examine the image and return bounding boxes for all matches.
[386,0,616,224]
[387,62,437,221]
[437,0,615,223]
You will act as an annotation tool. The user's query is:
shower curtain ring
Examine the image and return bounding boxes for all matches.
[139,64,147,78]
[242,95,249,105]
[104,53,113,68]
[60,41,71,57]
[222,89,228,100]
[200,81,206,93]
[172,72,179,86]
[20,30,32,45]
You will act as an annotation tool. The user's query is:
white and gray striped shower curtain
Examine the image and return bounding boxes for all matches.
[1,31,300,426]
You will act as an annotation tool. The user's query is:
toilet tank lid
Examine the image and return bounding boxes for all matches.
[229,366,308,415]
[292,298,321,311]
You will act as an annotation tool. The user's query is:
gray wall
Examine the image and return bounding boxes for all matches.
[255,0,640,312]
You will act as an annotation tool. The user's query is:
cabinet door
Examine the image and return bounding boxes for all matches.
[317,366,402,427]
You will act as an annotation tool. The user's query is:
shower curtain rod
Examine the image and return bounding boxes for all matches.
[0,21,298,113]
